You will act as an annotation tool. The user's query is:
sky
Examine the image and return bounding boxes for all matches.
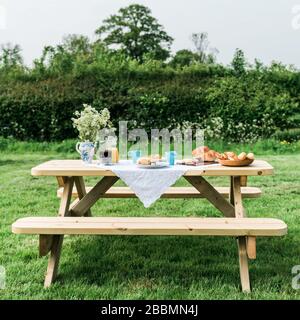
[0,0,300,67]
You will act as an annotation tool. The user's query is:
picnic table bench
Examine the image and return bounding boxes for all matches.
[12,159,287,292]
[57,186,262,199]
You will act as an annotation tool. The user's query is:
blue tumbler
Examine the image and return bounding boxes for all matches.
[165,151,177,166]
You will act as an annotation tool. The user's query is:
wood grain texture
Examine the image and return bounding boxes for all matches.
[31,160,274,177]
[44,235,64,288]
[247,236,257,260]
[56,176,66,187]
[238,236,251,293]
[58,177,74,217]
[232,176,245,218]
[230,175,251,292]
[74,177,91,217]
[57,186,262,199]
[39,235,53,257]
[12,217,287,237]
[240,176,248,187]
[44,176,74,287]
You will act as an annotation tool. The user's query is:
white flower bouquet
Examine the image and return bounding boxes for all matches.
[72,104,112,164]
[72,104,111,142]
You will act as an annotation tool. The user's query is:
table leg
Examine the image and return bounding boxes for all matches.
[44,176,74,288]
[58,177,74,217]
[240,176,256,260]
[74,177,91,217]
[231,176,245,218]
[237,237,250,293]
[44,176,118,287]
[70,176,119,217]
[246,236,257,260]
[240,176,248,187]
[229,176,235,206]
[230,176,256,260]
[56,176,65,188]
[185,176,235,217]
[230,176,251,293]
[187,175,252,292]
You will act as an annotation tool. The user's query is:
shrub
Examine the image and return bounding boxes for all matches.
[275,129,300,142]
[204,76,298,141]
[0,52,299,142]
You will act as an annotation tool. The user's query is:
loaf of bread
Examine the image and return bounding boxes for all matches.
[192,146,218,162]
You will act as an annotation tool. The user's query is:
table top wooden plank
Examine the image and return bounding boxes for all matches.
[31,160,273,177]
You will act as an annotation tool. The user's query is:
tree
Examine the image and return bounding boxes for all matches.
[61,34,91,56]
[95,4,173,61]
[170,49,200,67]
[191,32,218,64]
[0,43,23,69]
[33,35,91,75]
[231,49,247,76]
[33,44,73,75]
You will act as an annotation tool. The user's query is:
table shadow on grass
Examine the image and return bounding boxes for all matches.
[56,235,290,292]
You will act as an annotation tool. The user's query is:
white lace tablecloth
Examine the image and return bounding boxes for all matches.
[97,160,218,208]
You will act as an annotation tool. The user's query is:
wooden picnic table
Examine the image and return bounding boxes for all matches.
[31,159,273,177]
[13,159,285,292]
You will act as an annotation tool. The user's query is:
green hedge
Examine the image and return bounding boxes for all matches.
[0,67,299,142]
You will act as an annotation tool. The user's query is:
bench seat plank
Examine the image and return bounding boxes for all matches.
[57,186,262,199]
[12,217,287,237]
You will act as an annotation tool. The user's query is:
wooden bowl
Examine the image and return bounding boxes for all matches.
[218,159,254,167]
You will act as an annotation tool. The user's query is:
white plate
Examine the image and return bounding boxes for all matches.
[137,162,169,169]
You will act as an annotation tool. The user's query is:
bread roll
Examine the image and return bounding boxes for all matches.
[225,152,236,158]
[217,153,228,160]
[138,157,151,165]
[238,152,247,160]
[247,153,254,160]
[151,154,161,161]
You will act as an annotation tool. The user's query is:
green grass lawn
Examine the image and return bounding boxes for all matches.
[0,150,300,299]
